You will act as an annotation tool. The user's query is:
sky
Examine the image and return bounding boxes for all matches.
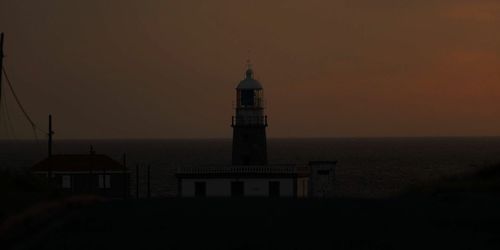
[0,0,499,139]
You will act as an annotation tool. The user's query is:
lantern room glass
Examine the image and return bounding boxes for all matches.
[237,89,263,108]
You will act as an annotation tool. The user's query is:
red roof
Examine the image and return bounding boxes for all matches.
[32,154,125,172]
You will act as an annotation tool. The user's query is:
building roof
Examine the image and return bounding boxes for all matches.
[236,68,263,90]
[32,154,125,172]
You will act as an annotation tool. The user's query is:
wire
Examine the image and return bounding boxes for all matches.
[2,66,47,137]
[2,67,36,128]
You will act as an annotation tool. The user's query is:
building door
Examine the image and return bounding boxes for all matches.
[269,181,280,197]
[231,181,244,197]
[194,182,206,197]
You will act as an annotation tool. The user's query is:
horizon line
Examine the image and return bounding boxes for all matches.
[3,135,500,141]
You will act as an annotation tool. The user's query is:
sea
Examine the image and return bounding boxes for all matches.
[2,137,500,198]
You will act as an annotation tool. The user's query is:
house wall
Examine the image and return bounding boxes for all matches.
[51,172,129,198]
[180,178,295,197]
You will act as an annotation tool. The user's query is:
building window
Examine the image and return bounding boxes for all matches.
[269,181,280,197]
[231,181,244,197]
[99,174,111,189]
[62,175,72,189]
[194,182,206,197]
[317,170,330,175]
[242,155,250,165]
[241,90,255,106]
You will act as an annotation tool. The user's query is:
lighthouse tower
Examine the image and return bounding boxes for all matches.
[231,65,268,165]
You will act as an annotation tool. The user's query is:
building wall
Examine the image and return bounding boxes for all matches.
[309,162,336,197]
[180,178,295,197]
[51,172,129,198]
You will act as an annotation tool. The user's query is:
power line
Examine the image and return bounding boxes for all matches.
[2,66,47,137]
[0,33,4,112]
[0,33,43,148]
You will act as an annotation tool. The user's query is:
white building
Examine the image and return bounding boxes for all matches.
[176,162,336,198]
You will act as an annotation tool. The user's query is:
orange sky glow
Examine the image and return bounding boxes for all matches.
[0,0,499,139]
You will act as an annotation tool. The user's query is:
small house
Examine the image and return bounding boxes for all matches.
[32,152,130,198]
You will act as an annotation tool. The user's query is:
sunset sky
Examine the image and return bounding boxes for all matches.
[1,0,499,139]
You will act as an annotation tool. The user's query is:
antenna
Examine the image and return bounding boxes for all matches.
[246,59,252,70]
[246,48,252,70]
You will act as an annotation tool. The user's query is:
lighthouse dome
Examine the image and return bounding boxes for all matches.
[237,68,263,90]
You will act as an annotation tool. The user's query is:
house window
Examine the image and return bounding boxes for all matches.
[231,181,244,197]
[99,174,111,189]
[269,181,280,197]
[62,175,72,189]
[194,182,206,197]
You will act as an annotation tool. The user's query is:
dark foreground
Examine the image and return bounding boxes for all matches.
[2,166,500,250]
[2,196,499,250]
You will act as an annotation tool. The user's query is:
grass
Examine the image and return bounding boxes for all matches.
[1,163,500,249]
[406,163,500,196]
[0,169,57,221]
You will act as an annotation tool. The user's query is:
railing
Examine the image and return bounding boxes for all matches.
[231,115,268,126]
[176,165,309,175]
[233,101,265,109]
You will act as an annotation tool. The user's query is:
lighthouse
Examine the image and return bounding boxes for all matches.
[231,65,268,165]
[175,63,337,198]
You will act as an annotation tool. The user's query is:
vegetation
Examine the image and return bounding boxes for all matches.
[1,164,500,249]
[407,163,500,196]
[0,169,55,220]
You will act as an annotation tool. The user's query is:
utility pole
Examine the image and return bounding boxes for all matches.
[136,164,139,199]
[123,153,128,199]
[48,114,54,157]
[147,164,151,199]
[0,33,5,108]
[47,114,54,185]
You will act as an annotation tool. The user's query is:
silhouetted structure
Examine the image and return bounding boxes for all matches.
[48,114,54,157]
[231,66,268,165]
[32,152,130,198]
[0,33,4,101]
[308,161,337,197]
[176,162,336,197]
[177,165,309,197]
[176,64,337,198]
[31,115,129,198]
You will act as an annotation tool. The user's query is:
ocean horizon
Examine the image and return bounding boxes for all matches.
[2,137,500,198]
